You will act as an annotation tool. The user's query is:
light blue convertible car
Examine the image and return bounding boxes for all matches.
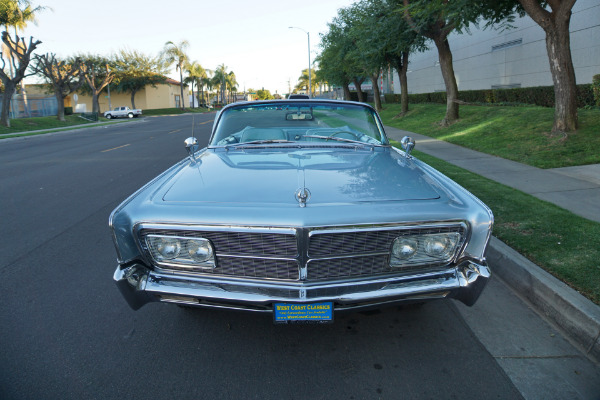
[110,100,493,323]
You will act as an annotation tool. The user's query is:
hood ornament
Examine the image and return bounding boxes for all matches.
[295,187,311,208]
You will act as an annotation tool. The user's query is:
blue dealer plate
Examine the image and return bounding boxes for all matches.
[273,302,333,323]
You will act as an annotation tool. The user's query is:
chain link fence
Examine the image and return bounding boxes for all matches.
[0,93,58,118]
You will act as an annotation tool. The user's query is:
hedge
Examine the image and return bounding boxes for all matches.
[383,84,596,108]
[593,74,600,106]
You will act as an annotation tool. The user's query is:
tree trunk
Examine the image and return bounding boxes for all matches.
[179,68,185,110]
[343,83,351,101]
[131,89,138,110]
[517,0,578,133]
[434,36,459,125]
[394,51,410,114]
[92,92,99,113]
[545,12,578,132]
[0,81,16,127]
[353,78,365,102]
[371,72,382,112]
[54,89,66,121]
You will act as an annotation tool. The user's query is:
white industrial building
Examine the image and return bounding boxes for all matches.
[387,0,600,94]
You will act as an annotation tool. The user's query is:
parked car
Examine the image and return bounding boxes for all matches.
[110,100,493,323]
[104,106,142,119]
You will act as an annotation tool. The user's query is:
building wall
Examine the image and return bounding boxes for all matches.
[392,0,600,94]
[25,81,186,112]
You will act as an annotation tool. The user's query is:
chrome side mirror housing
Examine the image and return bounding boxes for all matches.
[185,137,199,159]
[401,136,415,158]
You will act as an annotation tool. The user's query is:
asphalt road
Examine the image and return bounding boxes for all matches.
[0,115,597,399]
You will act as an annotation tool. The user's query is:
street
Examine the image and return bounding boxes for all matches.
[1,115,598,399]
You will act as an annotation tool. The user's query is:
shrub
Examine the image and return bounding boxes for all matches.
[381,85,596,108]
[64,107,73,115]
[593,74,600,107]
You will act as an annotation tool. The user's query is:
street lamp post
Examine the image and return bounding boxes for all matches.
[289,26,311,98]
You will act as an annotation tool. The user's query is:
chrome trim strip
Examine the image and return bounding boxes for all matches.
[307,221,467,236]
[216,253,297,261]
[137,223,298,236]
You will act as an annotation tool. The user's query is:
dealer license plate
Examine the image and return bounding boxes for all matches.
[273,302,333,324]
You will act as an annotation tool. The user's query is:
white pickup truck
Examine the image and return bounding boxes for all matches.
[104,106,142,119]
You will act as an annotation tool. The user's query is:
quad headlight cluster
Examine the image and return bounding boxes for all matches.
[390,232,462,267]
[145,235,215,270]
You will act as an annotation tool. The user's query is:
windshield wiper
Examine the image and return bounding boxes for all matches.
[302,135,376,146]
[239,139,295,145]
[225,139,296,149]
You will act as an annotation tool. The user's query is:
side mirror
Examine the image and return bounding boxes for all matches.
[400,136,415,158]
[185,137,199,159]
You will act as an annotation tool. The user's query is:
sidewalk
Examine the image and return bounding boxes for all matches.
[385,125,600,364]
[385,126,600,223]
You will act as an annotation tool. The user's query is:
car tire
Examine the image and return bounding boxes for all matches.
[128,113,133,119]
[106,114,112,119]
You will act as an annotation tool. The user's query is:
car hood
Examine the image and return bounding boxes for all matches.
[161,147,442,205]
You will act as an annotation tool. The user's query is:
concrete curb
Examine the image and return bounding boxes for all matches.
[487,236,600,363]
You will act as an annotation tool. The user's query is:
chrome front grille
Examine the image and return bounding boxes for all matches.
[308,226,465,257]
[215,257,299,280]
[307,255,392,280]
[139,228,297,257]
[138,224,466,282]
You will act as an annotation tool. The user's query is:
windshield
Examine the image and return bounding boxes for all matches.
[210,101,387,147]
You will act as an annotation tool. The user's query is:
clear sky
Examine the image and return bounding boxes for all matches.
[22,0,353,95]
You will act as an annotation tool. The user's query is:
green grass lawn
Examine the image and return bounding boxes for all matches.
[0,107,214,139]
[398,146,600,304]
[379,104,600,169]
[0,114,101,136]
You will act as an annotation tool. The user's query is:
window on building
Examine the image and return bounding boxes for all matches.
[491,39,523,52]
[175,95,180,108]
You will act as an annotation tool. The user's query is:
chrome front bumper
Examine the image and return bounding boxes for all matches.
[113,261,491,312]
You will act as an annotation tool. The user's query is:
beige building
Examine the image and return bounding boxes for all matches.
[26,78,188,113]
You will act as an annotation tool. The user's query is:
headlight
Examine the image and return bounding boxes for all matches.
[154,237,181,260]
[146,235,216,270]
[392,238,418,260]
[390,232,462,267]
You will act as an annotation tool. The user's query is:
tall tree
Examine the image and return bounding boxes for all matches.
[363,0,426,114]
[184,61,206,108]
[295,68,317,95]
[200,73,212,106]
[0,0,47,91]
[0,0,49,35]
[212,64,230,104]
[402,0,514,125]
[515,0,578,133]
[0,31,40,127]
[162,40,189,110]
[317,18,360,100]
[113,49,168,109]
[225,71,237,103]
[30,53,84,121]
[78,54,114,113]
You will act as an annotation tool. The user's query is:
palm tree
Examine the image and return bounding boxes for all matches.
[225,71,237,103]
[162,40,189,109]
[0,0,50,35]
[184,61,207,108]
[201,74,213,106]
[295,68,316,95]
[0,0,49,85]
[212,64,232,105]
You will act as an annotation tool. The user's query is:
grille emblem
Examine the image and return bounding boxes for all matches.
[295,188,311,207]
